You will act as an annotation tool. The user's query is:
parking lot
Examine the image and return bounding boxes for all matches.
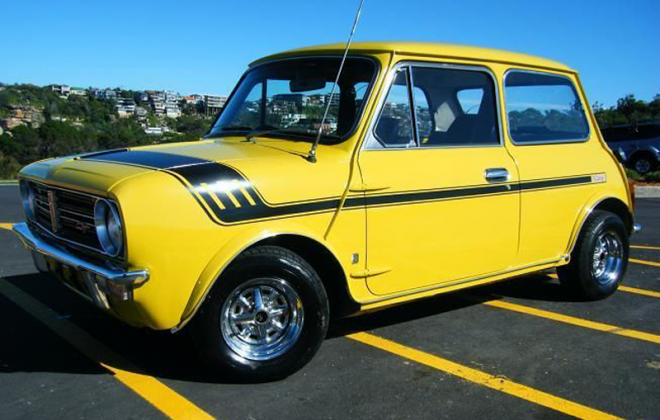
[1,183,658,420]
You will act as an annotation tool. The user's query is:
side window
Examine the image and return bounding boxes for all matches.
[412,67,499,147]
[505,71,589,144]
[374,70,414,147]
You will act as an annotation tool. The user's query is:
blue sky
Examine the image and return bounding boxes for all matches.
[1,0,658,106]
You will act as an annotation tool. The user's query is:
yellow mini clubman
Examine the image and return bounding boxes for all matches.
[14,42,640,380]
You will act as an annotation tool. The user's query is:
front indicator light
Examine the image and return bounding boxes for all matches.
[19,181,36,220]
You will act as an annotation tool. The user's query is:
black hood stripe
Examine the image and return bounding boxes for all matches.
[80,149,596,225]
[83,150,208,169]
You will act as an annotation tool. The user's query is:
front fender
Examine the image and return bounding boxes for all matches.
[175,221,343,331]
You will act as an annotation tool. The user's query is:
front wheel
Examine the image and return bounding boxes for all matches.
[557,210,629,300]
[190,245,329,381]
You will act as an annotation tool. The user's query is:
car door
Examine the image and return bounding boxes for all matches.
[357,63,520,296]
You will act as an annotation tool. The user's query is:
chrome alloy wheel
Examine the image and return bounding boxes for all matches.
[591,232,624,285]
[220,278,304,361]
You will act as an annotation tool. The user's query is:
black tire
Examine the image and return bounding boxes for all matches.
[190,245,329,381]
[557,210,629,300]
[630,154,657,175]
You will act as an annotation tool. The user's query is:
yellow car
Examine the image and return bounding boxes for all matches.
[14,42,639,380]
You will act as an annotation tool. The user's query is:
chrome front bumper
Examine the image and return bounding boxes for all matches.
[12,222,149,310]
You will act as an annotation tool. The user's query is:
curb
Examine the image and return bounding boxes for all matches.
[0,181,18,186]
[635,185,660,198]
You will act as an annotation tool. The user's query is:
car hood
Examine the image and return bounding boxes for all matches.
[19,138,352,204]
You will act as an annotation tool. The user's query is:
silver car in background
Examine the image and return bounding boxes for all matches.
[602,122,660,174]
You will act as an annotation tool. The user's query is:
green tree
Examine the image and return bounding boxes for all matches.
[0,151,21,179]
[0,125,41,163]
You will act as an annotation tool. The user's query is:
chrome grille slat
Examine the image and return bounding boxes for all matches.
[27,181,102,253]
[59,207,95,220]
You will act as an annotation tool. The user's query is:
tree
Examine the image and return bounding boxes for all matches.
[0,151,21,179]
[37,120,85,158]
[0,125,41,163]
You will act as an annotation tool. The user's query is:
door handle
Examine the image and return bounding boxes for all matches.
[484,168,510,183]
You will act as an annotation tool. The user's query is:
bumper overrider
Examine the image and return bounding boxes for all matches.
[12,222,149,310]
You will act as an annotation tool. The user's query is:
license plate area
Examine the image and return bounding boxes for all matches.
[45,257,110,309]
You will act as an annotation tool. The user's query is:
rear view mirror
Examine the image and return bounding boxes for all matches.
[290,78,326,93]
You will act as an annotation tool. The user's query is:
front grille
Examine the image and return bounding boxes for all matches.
[29,181,102,251]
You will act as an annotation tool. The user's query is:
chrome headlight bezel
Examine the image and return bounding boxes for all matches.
[19,180,36,220]
[94,199,123,257]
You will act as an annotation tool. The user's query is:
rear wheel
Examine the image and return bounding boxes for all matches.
[190,245,329,381]
[630,155,657,175]
[557,210,629,300]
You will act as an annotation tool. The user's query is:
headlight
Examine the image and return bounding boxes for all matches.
[94,199,123,256]
[19,181,36,220]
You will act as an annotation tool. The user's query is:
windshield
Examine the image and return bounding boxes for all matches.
[207,57,377,143]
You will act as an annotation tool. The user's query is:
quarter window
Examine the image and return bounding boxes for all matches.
[374,70,415,147]
[505,71,589,144]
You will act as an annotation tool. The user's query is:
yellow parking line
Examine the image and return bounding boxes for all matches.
[618,286,660,299]
[483,300,660,344]
[0,279,216,420]
[630,258,660,268]
[631,245,660,251]
[0,223,13,231]
[348,332,626,420]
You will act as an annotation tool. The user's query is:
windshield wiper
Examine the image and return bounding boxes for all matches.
[245,128,295,143]
[205,126,255,139]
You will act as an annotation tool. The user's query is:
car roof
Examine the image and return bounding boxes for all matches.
[251,42,575,73]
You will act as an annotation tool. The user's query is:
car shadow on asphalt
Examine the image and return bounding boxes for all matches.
[477,274,587,303]
[1,272,579,384]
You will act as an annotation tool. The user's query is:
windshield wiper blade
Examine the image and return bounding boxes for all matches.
[205,126,255,139]
[245,128,293,143]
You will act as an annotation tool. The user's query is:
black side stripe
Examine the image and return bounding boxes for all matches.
[170,166,595,225]
[360,183,517,207]
[168,162,343,224]
[520,176,592,191]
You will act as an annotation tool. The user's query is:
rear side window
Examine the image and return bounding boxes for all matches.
[505,71,589,144]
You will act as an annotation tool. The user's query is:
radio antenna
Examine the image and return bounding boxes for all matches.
[306,0,365,163]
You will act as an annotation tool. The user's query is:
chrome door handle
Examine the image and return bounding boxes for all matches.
[484,168,509,183]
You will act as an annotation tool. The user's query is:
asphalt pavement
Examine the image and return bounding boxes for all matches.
[1,184,658,420]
